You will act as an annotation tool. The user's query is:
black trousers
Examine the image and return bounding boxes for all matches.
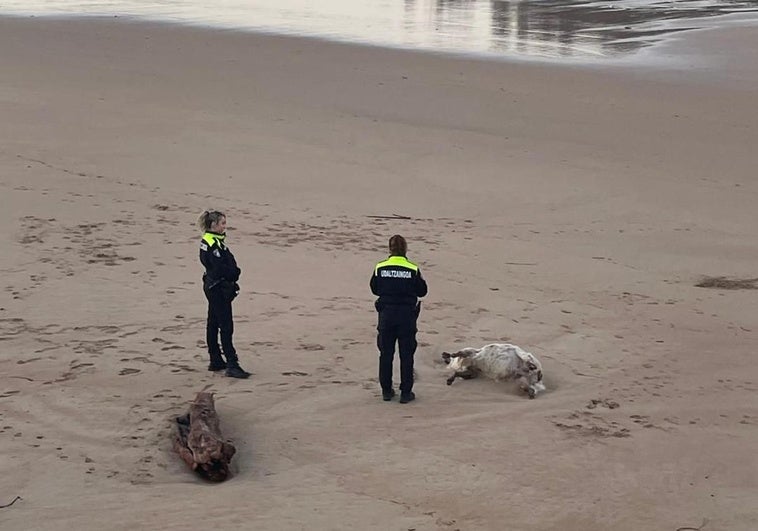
[204,285,238,365]
[377,306,418,394]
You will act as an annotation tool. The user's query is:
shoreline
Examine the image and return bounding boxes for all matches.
[1,9,758,74]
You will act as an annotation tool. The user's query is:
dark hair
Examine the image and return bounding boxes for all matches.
[388,234,407,256]
[197,210,225,231]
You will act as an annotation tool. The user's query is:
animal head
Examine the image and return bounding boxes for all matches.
[441,350,476,372]
[520,357,543,386]
[518,356,545,398]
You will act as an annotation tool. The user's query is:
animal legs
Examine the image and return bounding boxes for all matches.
[446,370,476,385]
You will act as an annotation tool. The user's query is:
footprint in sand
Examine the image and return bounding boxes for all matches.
[300,343,325,351]
[170,366,198,374]
[552,411,631,439]
[586,398,620,409]
[629,414,655,428]
[17,357,43,364]
[119,368,141,376]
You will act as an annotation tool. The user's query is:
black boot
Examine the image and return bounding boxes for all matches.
[224,354,250,379]
[225,365,251,379]
[399,391,416,404]
[208,352,227,372]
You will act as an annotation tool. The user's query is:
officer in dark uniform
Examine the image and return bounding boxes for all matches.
[198,210,250,379]
[370,235,428,403]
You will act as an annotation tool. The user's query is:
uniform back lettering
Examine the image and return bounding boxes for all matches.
[380,269,412,278]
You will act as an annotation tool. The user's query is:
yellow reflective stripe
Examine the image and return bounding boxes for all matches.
[202,233,216,247]
[374,255,418,274]
[202,232,225,248]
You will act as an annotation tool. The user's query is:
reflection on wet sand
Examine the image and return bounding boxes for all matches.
[1,0,757,60]
[485,0,758,57]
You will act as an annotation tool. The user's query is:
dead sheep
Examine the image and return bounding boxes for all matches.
[442,343,546,399]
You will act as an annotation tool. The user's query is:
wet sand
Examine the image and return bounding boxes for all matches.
[0,16,757,531]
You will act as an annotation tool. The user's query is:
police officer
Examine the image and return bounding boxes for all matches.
[370,235,428,403]
[198,210,250,379]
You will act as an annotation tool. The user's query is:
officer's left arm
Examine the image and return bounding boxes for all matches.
[415,269,428,298]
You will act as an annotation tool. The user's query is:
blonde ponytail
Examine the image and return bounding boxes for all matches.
[197,209,225,231]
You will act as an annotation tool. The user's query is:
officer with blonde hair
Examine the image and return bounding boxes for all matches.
[370,235,427,403]
[197,209,250,379]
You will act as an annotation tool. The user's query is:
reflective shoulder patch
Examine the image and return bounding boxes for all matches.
[200,242,208,251]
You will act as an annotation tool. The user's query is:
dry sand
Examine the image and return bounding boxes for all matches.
[1,16,757,531]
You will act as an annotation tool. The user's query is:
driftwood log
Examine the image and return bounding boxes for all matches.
[173,392,236,481]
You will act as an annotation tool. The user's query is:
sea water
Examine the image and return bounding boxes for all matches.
[1,0,757,60]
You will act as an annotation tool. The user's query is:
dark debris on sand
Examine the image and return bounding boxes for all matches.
[695,276,758,290]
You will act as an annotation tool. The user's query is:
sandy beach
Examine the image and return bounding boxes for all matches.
[1,15,757,530]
